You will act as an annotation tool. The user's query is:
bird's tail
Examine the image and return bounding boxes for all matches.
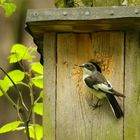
[106,93,123,118]
[112,89,125,98]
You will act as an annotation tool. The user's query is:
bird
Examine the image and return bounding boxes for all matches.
[80,62,125,118]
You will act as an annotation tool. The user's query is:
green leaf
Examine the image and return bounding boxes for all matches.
[55,0,65,8]
[81,0,93,6]
[39,90,43,98]
[34,90,43,104]
[32,75,43,88]
[29,124,43,140]
[33,103,43,116]
[8,0,14,2]
[1,3,16,17]
[15,126,25,131]
[0,121,23,134]
[0,70,25,95]
[31,62,43,74]
[0,80,10,96]
[9,44,35,63]
[4,70,25,86]
[0,0,6,4]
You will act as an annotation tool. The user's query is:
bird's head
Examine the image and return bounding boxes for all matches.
[80,62,97,75]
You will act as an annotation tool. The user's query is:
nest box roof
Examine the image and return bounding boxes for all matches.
[25,6,140,62]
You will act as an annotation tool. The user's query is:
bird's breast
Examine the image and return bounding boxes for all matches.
[83,74,89,80]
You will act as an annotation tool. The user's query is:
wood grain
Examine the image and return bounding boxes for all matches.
[90,32,124,140]
[124,32,140,140]
[56,33,93,140]
[56,32,124,140]
[26,7,140,33]
[43,33,56,140]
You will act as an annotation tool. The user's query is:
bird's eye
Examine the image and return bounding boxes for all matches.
[86,64,90,67]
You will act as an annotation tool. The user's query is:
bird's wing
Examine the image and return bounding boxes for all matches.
[84,71,113,93]
[95,83,112,93]
[84,72,125,97]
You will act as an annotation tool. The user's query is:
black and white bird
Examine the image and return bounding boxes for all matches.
[80,62,125,118]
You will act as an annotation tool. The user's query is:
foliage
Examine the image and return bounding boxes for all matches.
[34,102,43,116]
[81,0,93,6]
[0,2,43,139]
[0,44,43,140]
[0,121,23,134]
[10,44,36,63]
[55,0,93,7]
[55,0,140,7]
[29,124,43,140]
[0,0,16,17]
[0,69,25,96]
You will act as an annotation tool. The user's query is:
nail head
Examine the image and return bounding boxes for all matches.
[135,9,139,14]
[85,11,90,16]
[33,12,38,17]
[62,11,67,16]
[110,11,114,15]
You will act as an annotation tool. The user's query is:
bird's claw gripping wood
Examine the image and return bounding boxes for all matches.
[90,99,102,110]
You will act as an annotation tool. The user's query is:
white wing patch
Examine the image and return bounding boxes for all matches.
[93,83,113,93]
[107,80,112,88]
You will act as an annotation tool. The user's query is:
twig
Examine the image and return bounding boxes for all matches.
[25,121,30,140]
[17,99,30,140]
[0,86,17,109]
[29,82,37,140]
[0,66,28,111]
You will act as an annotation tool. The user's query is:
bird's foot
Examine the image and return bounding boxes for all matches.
[90,100,102,110]
[90,104,102,110]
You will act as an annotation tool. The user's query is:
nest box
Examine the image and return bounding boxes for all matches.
[26,6,140,140]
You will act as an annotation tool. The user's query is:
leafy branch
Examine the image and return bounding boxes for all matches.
[0,85,17,109]
[0,0,16,17]
[0,44,43,140]
[0,66,28,111]
[0,1,43,139]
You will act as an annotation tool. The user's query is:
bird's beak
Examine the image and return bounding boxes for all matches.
[79,64,85,68]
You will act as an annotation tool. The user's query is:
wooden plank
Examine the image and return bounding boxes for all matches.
[56,32,124,140]
[90,32,124,140]
[43,32,56,140]
[124,32,140,140]
[56,33,93,140]
[26,7,140,34]
[26,7,140,22]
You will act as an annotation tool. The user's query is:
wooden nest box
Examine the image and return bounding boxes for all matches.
[26,6,140,140]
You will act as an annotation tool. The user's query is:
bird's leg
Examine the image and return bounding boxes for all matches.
[90,99,102,110]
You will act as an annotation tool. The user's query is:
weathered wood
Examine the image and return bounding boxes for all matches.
[93,0,124,140]
[43,33,56,140]
[26,7,140,33]
[90,32,124,140]
[56,32,124,140]
[25,6,140,61]
[56,34,92,140]
[124,32,140,140]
